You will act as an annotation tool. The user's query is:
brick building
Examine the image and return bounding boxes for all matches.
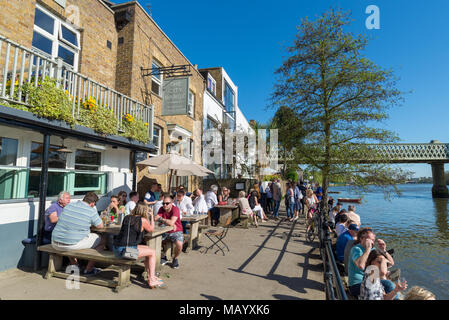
[0,0,204,271]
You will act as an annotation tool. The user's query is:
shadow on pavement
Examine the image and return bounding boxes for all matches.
[228,217,325,295]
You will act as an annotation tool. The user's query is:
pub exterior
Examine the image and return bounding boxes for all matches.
[0,0,205,271]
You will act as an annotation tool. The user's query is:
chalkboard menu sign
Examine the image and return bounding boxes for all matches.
[162,77,190,116]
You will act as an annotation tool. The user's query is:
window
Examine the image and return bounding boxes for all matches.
[27,171,66,198]
[30,142,67,169]
[224,81,235,113]
[75,150,101,171]
[0,137,18,166]
[32,5,80,70]
[150,125,162,156]
[207,74,216,95]
[74,149,104,195]
[188,90,195,117]
[151,60,162,96]
[206,117,218,130]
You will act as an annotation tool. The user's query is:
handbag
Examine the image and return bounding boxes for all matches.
[121,216,139,260]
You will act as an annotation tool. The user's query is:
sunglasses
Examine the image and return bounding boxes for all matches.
[163,202,171,206]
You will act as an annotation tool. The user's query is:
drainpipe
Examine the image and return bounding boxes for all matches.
[34,133,50,271]
[132,150,137,191]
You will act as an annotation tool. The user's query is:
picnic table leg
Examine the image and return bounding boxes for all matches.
[189,221,199,250]
[45,254,63,279]
[146,235,163,272]
[114,265,131,293]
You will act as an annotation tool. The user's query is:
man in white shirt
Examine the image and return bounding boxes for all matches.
[192,189,208,214]
[174,189,194,235]
[174,190,194,219]
[125,191,139,216]
[206,185,220,226]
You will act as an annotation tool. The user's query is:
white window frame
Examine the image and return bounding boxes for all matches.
[151,60,163,96]
[150,125,162,156]
[32,4,80,71]
[207,74,216,95]
[188,90,195,117]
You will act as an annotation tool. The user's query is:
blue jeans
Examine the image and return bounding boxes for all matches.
[113,245,138,258]
[273,200,281,218]
[349,283,361,298]
[287,202,295,218]
[182,221,189,234]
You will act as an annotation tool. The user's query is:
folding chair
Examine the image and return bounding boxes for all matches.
[203,216,232,256]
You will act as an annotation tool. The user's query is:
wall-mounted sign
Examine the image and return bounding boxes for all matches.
[162,77,190,116]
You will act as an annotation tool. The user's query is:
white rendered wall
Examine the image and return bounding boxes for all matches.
[0,125,133,225]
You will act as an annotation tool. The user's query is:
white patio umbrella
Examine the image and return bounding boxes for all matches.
[137,151,214,189]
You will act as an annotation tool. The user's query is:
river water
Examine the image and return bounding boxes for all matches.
[329,183,449,299]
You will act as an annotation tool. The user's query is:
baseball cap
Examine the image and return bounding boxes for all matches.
[348,224,359,231]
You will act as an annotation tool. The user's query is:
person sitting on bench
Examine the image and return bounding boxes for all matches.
[51,192,105,276]
[155,195,184,269]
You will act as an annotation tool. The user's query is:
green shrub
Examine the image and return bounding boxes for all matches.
[27,78,75,125]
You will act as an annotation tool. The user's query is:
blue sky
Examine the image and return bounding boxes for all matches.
[115,0,449,177]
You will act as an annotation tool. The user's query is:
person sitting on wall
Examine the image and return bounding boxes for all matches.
[43,191,71,245]
[336,223,359,263]
[125,191,139,216]
[144,183,158,207]
[206,185,220,226]
[347,205,361,227]
[347,227,395,298]
[155,195,184,269]
[51,192,105,276]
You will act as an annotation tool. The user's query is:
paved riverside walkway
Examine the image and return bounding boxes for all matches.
[0,209,325,300]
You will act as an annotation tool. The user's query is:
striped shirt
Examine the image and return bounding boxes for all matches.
[52,201,102,245]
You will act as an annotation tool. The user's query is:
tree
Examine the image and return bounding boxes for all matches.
[271,106,306,176]
[271,8,410,213]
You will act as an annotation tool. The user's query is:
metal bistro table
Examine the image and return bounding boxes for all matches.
[91,224,174,271]
[181,214,208,251]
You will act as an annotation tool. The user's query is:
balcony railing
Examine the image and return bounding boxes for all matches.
[0,35,153,139]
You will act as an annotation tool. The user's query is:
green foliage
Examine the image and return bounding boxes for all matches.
[1,77,150,144]
[78,104,118,136]
[27,78,75,125]
[262,174,279,182]
[284,167,298,182]
[271,7,409,209]
[120,114,150,143]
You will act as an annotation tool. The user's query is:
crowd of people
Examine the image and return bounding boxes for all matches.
[327,201,436,300]
[41,179,437,298]
[42,183,217,289]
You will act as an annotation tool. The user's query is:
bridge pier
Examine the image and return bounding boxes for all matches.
[431,162,449,198]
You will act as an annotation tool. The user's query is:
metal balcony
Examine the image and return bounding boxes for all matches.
[0,35,153,140]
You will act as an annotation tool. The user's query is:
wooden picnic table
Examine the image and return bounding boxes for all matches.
[215,203,240,225]
[181,214,208,251]
[91,224,174,271]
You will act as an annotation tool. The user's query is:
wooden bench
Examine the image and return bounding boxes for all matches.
[38,244,141,292]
